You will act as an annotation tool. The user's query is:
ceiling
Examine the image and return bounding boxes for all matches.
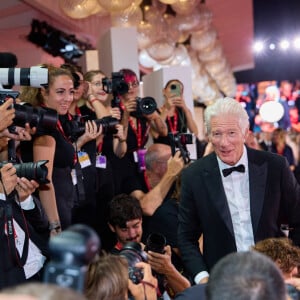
[0,0,254,74]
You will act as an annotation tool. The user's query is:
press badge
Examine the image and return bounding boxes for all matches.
[96,154,107,169]
[71,169,77,185]
[133,151,138,163]
[77,151,91,168]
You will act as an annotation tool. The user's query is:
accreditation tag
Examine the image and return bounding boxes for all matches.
[77,151,91,168]
[96,154,107,169]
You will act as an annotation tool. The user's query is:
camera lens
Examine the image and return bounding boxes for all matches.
[145,233,166,254]
[138,97,157,115]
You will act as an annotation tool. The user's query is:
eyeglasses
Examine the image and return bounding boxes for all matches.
[127,81,139,89]
[91,81,102,87]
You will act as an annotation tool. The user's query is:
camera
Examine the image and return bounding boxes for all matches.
[132,96,157,118]
[169,132,193,164]
[102,71,129,97]
[144,233,166,254]
[0,160,49,184]
[44,224,100,292]
[0,91,58,131]
[66,116,119,141]
[0,66,48,88]
[119,242,147,284]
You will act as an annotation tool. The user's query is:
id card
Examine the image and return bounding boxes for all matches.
[77,151,91,168]
[71,169,77,185]
[133,151,138,163]
[96,154,107,169]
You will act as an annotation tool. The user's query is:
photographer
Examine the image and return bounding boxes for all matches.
[85,253,157,300]
[19,65,100,232]
[154,79,198,145]
[0,163,49,289]
[108,194,190,299]
[111,68,167,194]
[83,69,126,250]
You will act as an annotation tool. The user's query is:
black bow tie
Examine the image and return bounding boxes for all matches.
[222,164,245,177]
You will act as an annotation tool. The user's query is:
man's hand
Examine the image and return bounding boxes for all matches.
[0,98,15,131]
[0,163,17,195]
[15,178,39,201]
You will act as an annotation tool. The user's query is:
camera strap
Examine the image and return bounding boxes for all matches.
[4,193,29,268]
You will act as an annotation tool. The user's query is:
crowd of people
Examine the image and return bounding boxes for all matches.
[1,61,300,300]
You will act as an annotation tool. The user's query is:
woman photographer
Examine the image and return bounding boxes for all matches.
[112,68,167,194]
[19,65,100,233]
[154,79,198,145]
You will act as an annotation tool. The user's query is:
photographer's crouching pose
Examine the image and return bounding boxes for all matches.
[0,163,49,289]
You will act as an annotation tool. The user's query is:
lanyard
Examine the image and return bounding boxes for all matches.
[56,113,77,165]
[166,109,178,134]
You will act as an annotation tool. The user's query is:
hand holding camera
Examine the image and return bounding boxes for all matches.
[0,98,15,131]
[15,177,39,202]
[128,261,158,300]
[0,163,18,195]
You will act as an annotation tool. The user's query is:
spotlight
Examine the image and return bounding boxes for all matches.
[253,41,264,53]
[269,43,276,50]
[279,39,290,50]
[293,37,300,50]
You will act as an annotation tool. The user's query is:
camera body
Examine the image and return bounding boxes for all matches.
[119,242,147,284]
[169,132,193,164]
[0,90,58,131]
[102,71,129,97]
[43,224,100,292]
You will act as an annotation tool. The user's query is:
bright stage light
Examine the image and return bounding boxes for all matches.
[279,39,290,50]
[269,43,276,50]
[253,41,264,53]
[293,37,300,49]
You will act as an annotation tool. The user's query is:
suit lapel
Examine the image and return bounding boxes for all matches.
[247,148,268,236]
[203,153,235,236]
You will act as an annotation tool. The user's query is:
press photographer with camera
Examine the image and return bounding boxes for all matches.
[108,194,190,299]
[19,65,100,233]
[85,253,157,300]
[0,162,49,289]
[82,69,127,250]
[110,68,167,194]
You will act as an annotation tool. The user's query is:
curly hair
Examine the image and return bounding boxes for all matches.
[253,237,300,274]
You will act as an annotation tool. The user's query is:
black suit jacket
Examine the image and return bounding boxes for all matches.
[178,147,300,278]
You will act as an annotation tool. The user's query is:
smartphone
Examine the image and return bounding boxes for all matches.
[170,83,181,97]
